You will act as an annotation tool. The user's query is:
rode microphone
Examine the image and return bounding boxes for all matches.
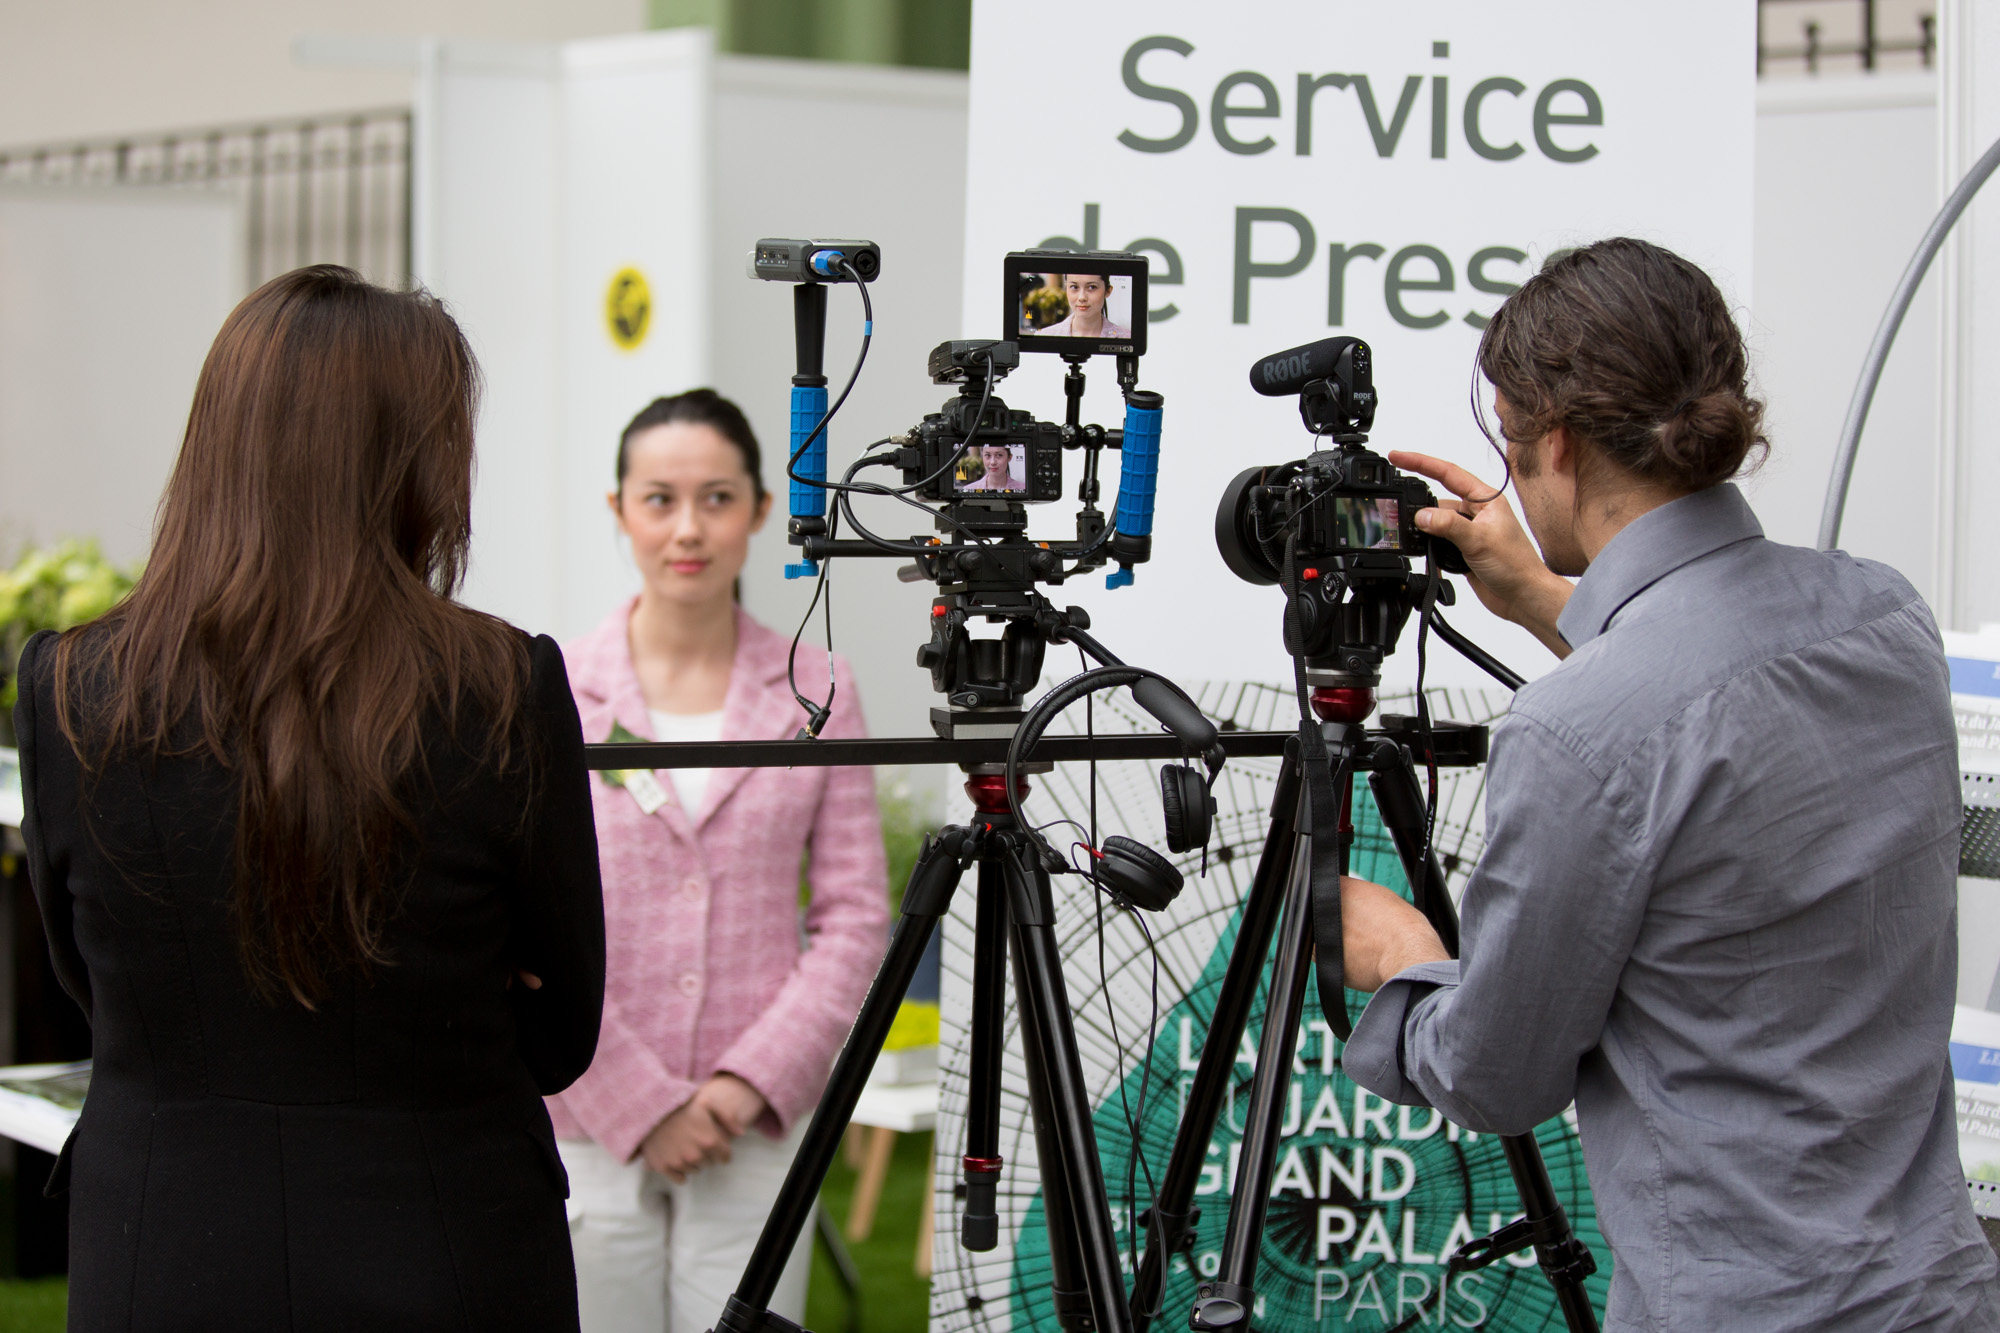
[1249,336,1376,439]
[1248,336,1370,397]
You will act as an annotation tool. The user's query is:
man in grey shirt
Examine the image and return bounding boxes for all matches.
[1338,238,1999,1330]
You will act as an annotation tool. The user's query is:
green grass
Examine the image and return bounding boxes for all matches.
[807,1130,934,1333]
[0,1277,65,1330]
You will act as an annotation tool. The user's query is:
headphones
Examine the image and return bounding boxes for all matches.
[1002,662,1224,914]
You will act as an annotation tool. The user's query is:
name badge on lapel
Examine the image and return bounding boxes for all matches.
[599,720,671,816]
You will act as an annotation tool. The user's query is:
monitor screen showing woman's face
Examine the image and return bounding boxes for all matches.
[1064,276,1107,320]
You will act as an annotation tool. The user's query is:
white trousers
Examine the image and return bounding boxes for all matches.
[559,1121,816,1333]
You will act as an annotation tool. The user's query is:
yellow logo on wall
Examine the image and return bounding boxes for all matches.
[605,267,651,351]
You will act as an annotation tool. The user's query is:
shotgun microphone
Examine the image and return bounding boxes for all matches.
[1248,336,1369,397]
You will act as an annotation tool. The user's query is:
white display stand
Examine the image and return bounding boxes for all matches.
[0,1063,85,1157]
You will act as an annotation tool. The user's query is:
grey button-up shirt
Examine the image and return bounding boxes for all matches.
[1344,484,1999,1331]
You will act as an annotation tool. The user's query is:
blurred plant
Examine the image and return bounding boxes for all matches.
[876,774,934,913]
[1024,285,1069,329]
[0,540,141,723]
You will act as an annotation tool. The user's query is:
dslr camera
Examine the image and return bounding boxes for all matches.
[901,340,1064,504]
[1215,336,1466,685]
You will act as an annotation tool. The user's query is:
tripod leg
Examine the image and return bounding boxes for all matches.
[716,828,970,1333]
[1128,740,1305,1330]
[961,858,1008,1251]
[1368,749,1600,1333]
[1364,739,1459,955]
[1501,1136,1602,1333]
[1188,825,1316,1333]
[1002,841,1136,1333]
[1011,897,1095,1333]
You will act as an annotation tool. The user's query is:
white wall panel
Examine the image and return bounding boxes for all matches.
[1744,76,1939,598]
[414,42,565,639]
[0,188,240,566]
[557,30,712,643]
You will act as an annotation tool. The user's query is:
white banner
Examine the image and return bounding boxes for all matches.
[958,0,1754,691]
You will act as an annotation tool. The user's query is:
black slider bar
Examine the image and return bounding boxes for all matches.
[585,732,1295,771]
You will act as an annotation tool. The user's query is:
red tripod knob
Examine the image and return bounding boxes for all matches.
[964,772,1030,814]
[1310,686,1376,724]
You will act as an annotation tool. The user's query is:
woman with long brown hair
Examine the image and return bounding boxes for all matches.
[11,265,606,1330]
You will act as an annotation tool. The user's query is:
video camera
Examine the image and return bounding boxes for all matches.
[1214,336,1467,685]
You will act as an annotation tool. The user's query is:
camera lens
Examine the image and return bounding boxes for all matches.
[1215,466,1281,586]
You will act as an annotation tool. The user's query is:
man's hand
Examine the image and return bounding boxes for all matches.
[693,1073,769,1139]
[1388,450,1574,660]
[1341,876,1451,992]
[639,1099,734,1183]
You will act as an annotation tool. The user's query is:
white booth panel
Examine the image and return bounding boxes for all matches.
[0,188,240,568]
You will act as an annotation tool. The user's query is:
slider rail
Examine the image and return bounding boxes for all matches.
[585,733,1290,770]
[585,723,1487,771]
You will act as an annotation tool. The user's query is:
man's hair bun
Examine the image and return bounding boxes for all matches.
[1656,392,1762,491]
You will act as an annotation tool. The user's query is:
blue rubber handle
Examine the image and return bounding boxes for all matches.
[1106,396,1162,589]
[785,383,828,579]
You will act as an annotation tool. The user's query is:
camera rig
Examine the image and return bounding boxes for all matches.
[758,238,1167,741]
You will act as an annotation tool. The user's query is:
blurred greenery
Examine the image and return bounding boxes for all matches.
[0,1174,66,1330]
[808,1128,934,1333]
[1024,285,1068,330]
[876,775,932,912]
[650,0,970,70]
[0,539,140,724]
[0,1278,65,1330]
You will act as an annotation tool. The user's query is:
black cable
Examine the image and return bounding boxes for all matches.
[890,351,996,496]
[826,349,999,554]
[1062,661,1162,1279]
[1412,566,1442,865]
[1129,908,1162,1256]
[836,453,990,549]
[1430,609,1525,692]
[784,503,840,736]
[1463,366,1516,507]
[781,258,879,501]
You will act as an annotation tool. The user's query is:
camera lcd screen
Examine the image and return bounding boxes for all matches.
[954,442,1027,495]
[1333,496,1404,551]
[1005,251,1149,358]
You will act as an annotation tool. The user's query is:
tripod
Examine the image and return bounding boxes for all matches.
[1128,685,1600,1333]
[716,767,1140,1333]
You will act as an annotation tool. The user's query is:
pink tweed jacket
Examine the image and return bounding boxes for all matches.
[545,599,888,1161]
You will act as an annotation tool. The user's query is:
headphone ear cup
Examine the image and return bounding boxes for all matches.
[1160,765,1214,854]
[1097,835,1183,912]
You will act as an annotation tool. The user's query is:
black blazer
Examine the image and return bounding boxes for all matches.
[13,629,605,1332]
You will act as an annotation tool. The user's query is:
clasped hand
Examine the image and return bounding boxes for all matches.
[1339,875,1451,993]
[639,1073,769,1183]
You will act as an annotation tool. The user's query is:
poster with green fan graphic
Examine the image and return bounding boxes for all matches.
[927,685,1609,1332]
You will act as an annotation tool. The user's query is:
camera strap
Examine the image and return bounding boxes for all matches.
[1304,722,1355,1042]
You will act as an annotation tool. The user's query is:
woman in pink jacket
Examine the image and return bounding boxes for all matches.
[551,389,888,1333]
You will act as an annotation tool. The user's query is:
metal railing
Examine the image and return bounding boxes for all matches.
[0,111,411,293]
[1759,0,1937,75]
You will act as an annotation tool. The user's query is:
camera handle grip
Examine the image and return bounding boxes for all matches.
[783,381,828,579]
[1105,390,1164,588]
